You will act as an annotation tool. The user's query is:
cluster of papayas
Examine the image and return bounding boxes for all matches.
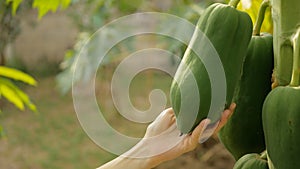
[218,33,273,160]
[171,0,300,168]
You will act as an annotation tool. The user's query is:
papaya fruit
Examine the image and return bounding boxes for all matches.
[218,33,273,160]
[170,3,253,133]
[218,1,273,159]
[262,27,300,169]
[262,86,300,169]
[233,153,269,169]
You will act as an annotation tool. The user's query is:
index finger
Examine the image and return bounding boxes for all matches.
[214,103,236,134]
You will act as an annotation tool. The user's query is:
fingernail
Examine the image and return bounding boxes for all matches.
[223,110,231,118]
[198,120,219,144]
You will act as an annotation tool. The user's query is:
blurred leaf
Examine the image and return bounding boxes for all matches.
[238,0,273,34]
[0,77,37,112]
[0,66,37,86]
[11,82,37,112]
[56,68,73,95]
[60,0,71,9]
[0,80,24,110]
[56,32,90,95]
[32,0,71,19]
[116,0,143,13]
[6,0,23,15]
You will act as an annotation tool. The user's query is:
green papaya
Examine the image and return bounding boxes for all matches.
[170,3,253,133]
[218,33,273,160]
[218,1,273,159]
[262,86,300,169]
[233,153,269,169]
[263,28,300,169]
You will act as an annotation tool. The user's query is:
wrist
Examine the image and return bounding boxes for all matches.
[114,141,160,169]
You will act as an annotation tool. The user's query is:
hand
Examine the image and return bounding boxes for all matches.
[144,103,236,166]
[97,103,236,169]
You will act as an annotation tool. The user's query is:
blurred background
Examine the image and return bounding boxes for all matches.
[0,0,272,168]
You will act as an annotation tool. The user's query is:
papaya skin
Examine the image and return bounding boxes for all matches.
[262,86,300,169]
[219,34,273,160]
[233,153,269,169]
[170,3,253,133]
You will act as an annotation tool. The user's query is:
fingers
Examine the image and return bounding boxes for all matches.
[191,119,211,144]
[145,108,176,137]
[214,103,236,133]
[158,108,176,126]
[229,102,236,112]
[152,108,174,125]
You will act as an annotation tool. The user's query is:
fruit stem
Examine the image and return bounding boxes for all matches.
[228,0,240,8]
[260,150,267,159]
[290,28,300,86]
[253,0,270,36]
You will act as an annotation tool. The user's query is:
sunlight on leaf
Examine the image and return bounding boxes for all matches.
[32,0,71,19]
[241,0,252,9]
[0,83,25,111]
[238,0,273,34]
[0,78,37,112]
[9,81,37,112]
[60,0,71,9]
[0,66,37,86]
[6,0,23,15]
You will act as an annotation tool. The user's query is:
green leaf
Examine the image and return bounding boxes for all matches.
[12,84,37,112]
[0,82,24,110]
[60,0,71,9]
[0,78,37,112]
[238,0,273,34]
[6,0,23,15]
[0,66,37,86]
[32,0,71,19]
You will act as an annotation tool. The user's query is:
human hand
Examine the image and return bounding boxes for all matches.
[142,103,236,166]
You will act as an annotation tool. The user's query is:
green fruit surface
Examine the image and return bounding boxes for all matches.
[219,34,273,160]
[233,153,269,169]
[262,86,300,169]
[170,3,253,133]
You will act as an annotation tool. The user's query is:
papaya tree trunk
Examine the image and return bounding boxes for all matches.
[268,1,300,168]
[0,2,10,66]
[0,1,22,66]
[271,0,300,86]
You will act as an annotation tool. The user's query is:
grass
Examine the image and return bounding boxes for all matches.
[0,68,173,169]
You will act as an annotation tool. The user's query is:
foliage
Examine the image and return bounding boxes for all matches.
[237,0,273,33]
[56,0,213,94]
[0,0,72,137]
[32,0,71,19]
[6,0,71,18]
[0,66,37,112]
[5,0,23,15]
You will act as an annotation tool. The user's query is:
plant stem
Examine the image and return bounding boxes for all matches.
[290,28,300,86]
[253,0,270,36]
[228,0,240,8]
[272,0,300,86]
[260,150,267,159]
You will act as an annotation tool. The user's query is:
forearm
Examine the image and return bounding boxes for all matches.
[97,156,155,169]
[97,141,159,169]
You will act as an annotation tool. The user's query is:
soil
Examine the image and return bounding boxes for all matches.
[156,137,235,169]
